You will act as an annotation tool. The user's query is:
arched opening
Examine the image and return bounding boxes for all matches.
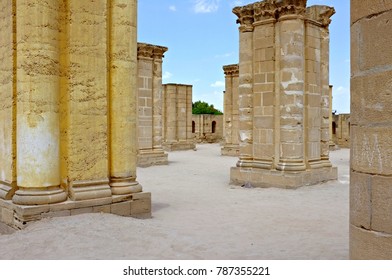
[212,121,216,134]
[192,121,195,133]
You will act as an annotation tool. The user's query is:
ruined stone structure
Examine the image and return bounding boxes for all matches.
[137,43,169,167]
[350,0,392,259]
[0,0,150,229]
[332,113,350,148]
[162,84,196,151]
[221,64,240,156]
[230,0,337,188]
[192,114,223,143]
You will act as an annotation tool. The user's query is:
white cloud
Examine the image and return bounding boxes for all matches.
[211,81,225,88]
[214,52,234,58]
[162,71,173,80]
[193,0,220,14]
[169,5,177,12]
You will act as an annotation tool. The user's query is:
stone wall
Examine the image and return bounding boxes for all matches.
[221,64,240,156]
[0,0,150,229]
[162,84,196,151]
[230,0,337,188]
[137,43,168,167]
[192,114,223,143]
[332,113,350,148]
[350,0,392,259]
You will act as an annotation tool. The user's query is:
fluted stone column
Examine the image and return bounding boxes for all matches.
[13,0,67,205]
[136,43,168,167]
[0,0,16,200]
[230,0,337,188]
[350,0,392,259]
[221,64,240,156]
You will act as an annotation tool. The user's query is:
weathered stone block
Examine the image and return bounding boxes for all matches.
[350,171,371,230]
[371,175,392,233]
[351,0,392,24]
[111,201,131,216]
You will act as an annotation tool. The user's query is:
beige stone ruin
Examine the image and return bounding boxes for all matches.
[0,0,150,229]
[137,43,169,167]
[350,0,392,259]
[162,84,196,151]
[192,114,223,143]
[230,0,338,188]
[221,64,240,156]
[332,113,350,148]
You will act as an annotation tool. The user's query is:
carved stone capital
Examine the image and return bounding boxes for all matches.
[137,43,154,58]
[233,4,255,32]
[153,46,168,60]
[223,64,239,76]
[254,1,276,21]
[275,0,307,18]
[306,5,335,27]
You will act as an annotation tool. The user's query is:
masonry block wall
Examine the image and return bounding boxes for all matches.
[332,113,350,148]
[230,0,337,188]
[137,43,169,167]
[162,84,196,151]
[221,64,240,156]
[0,0,151,229]
[192,114,223,143]
[350,0,392,259]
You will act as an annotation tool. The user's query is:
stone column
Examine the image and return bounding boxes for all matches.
[328,85,335,148]
[221,64,240,156]
[230,0,337,189]
[13,0,67,205]
[136,43,168,167]
[162,84,195,151]
[0,0,16,200]
[350,0,392,259]
[108,0,141,194]
[233,4,254,168]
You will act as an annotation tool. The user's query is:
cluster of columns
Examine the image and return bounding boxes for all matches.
[230,0,337,188]
[221,64,240,156]
[137,43,169,167]
[162,84,196,151]
[0,0,150,228]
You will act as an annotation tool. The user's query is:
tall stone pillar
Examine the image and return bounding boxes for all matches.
[230,0,337,188]
[0,0,151,229]
[350,0,392,259]
[137,43,168,167]
[233,4,254,168]
[162,84,195,151]
[13,0,67,205]
[0,0,16,200]
[221,64,240,156]
[328,85,336,149]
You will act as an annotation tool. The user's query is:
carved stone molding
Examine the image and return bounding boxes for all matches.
[137,43,168,59]
[153,46,168,60]
[305,5,335,27]
[275,0,307,17]
[254,1,276,21]
[223,64,239,76]
[233,4,255,32]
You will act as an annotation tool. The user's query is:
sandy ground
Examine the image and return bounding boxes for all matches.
[0,144,349,260]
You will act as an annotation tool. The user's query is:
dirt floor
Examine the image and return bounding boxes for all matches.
[0,144,349,259]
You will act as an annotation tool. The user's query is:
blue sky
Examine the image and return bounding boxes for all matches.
[138,0,350,113]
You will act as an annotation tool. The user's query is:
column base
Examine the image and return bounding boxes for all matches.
[0,191,151,229]
[163,141,196,151]
[69,180,112,201]
[110,177,142,195]
[137,149,168,167]
[221,144,240,156]
[0,180,17,200]
[12,186,67,206]
[230,165,338,189]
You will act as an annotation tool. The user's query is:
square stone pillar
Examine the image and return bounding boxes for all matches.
[0,0,151,229]
[221,64,240,156]
[350,0,392,258]
[230,0,337,188]
[136,43,168,167]
[162,84,196,151]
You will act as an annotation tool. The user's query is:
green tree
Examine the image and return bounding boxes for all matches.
[192,101,223,115]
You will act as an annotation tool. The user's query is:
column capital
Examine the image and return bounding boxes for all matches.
[137,43,168,60]
[305,5,335,28]
[233,4,255,32]
[254,1,276,22]
[223,64,239,76]
[275,0,307,18]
